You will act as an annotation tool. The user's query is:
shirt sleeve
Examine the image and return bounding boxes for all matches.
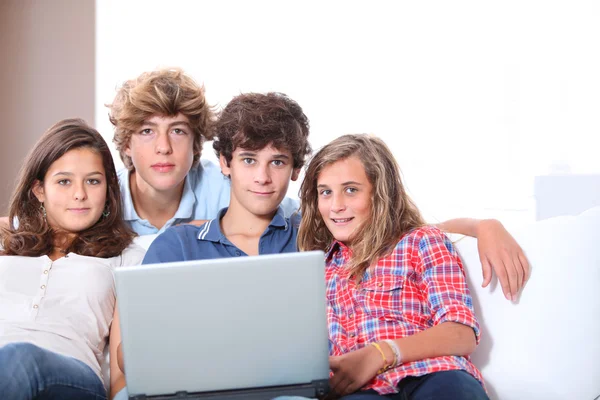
[142,226,190,265]
[119,244,147,266]
[415,227,481,343]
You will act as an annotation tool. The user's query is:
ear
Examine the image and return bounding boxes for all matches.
[291,168,301,182]
[31,180,45,203]
[219,154,231,177]
[124,142,132,158]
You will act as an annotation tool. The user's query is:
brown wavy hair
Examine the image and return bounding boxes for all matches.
[0,119,136,258]
[107,68,216,170]
[213,92,311,169]
[297,134,425,280]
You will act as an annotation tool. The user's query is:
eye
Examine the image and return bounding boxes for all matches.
[57,179,70,185]
[271,160,285,167]
[345,187,358,194]
[172,128,186,135]
[243,158,256,165]
[319,189,332,196]
[139,128,153,135]
[86,178,102,185]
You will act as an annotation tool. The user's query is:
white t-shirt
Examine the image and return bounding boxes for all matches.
[0,244,145,383]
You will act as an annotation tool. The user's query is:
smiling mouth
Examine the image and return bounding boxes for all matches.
[332,218,354,223]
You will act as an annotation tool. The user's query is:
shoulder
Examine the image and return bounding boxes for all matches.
[154,224,202,244]
[116,167,129,183]
[189,159,226,181]
[396,225,454,253]
[119,243,147,266]
[288,211,302,230]
[280,197,300,218]
[188,160,230,195]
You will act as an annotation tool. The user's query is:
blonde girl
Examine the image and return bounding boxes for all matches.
[298,134,488,400]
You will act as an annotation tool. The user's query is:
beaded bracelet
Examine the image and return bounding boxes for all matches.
[383,339,402,367]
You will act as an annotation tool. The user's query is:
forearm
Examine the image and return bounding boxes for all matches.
[384,322,476,365]
[435,218,506,239]
[117,343,125,373]
[434,218,481,237]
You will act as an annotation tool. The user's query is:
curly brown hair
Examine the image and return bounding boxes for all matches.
[107,68,216,170]
[213,92,311,169]
[0,119,136,258]
[297,134,425,280]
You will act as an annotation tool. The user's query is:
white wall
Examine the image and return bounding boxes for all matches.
[96,0,600,226]
[0,0,95,214]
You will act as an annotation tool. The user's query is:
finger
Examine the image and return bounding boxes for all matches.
[328,367,345,392]
[480,256,492,288]
[337,376,355,396]
[513,255,524,293]
[519,252,531,284]
[329,373,351,397]
[329,356,341,371]
[490,255,511,300]
[502,257,519,300]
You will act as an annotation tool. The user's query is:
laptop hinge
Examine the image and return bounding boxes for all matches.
[132,392,190,400]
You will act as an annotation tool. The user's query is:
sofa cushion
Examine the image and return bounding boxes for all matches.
[455,207,600,399]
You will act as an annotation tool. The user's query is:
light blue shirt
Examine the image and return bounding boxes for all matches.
[118,159,299,235]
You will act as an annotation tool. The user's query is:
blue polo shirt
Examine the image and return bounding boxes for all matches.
[142,206,300,264]
[119,159,299,235]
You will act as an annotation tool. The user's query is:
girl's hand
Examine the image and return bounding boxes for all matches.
[477,219,530,301]
[328,345,382,396]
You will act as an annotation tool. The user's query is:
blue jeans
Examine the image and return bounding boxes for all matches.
[0,342,107,400]
[274,370,488,400]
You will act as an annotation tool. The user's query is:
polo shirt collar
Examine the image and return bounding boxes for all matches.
[120,170,138,222]
[197,206,288,243]
[121,171,196,222]
[172,175,195,219]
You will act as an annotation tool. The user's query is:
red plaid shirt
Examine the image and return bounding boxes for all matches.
[326,226,483,394]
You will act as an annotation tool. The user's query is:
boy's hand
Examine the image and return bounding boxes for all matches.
[328,345,381,396]
[477,219,530,301]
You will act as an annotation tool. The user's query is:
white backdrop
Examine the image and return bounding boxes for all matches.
[95,0,600,226]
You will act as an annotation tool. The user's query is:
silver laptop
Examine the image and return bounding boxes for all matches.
[115,251,330,400]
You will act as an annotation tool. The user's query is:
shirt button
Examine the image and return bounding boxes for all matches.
[377,282,383,287]
[33,304,38,309]
[43,270,48,274]
[348,313,354,318]
[349,333,356,338]
[235,251,241,256]
[40,285,46,290]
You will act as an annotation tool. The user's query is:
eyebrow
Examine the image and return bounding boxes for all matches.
[141,120,192,129]
[52,171,105,177]
[237,151,290,160]
[316,181,363,188]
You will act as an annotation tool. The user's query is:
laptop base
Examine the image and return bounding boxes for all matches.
[130,379,329,400]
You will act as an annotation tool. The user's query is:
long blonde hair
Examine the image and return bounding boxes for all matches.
[298,134,425,279]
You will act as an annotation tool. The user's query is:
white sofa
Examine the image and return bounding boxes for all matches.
[119,207,600,400]
[455,206,600,400]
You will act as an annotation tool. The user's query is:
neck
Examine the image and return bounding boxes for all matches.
[220,200,276,239]
[49,231,76,261]
[129,171,184,229]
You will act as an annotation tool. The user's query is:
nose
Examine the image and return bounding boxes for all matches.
[254,164,272,185]
[330,192,346,213]
[73,182,87,201]
[155,132,173,155]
